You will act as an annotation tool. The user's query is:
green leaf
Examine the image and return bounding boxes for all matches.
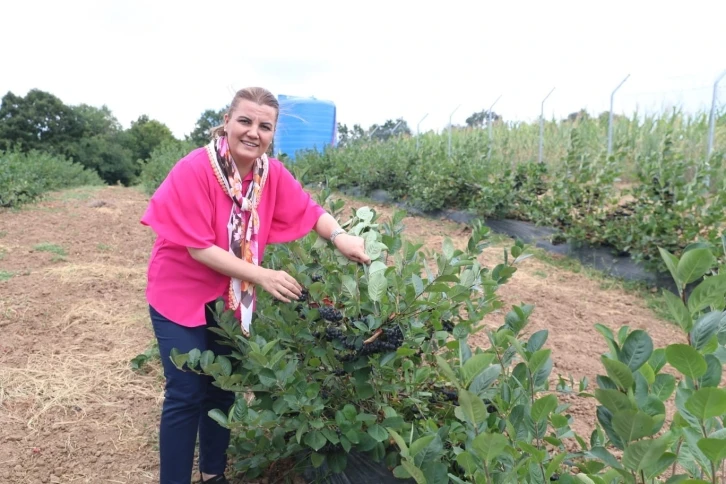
[400,460,426,484]
[469,364,501,394]
[442,237,454,260]
[622,436,669,471]
[677,248,715,285]
[652,374,676,401]
[697,438,726,463]
[472,432,508,464]
[531,394,558,422]
[658,247,682,291]
[648,348,667,373]
[617,329,653,371]
[341,275,358,299]
[666,344,707,379]
[690,311,725,351]
[462,353,495,386]
[587,446,623,470]
[528,349,552,375]
[601,357,635,390]
[368,270,387,302]
[526,329,549,352]
[367,424,388,442]
[436,355,460,387]
[310,451,326,468]
[409,435,436,458]
[304,430,327,451]
[688,274,726,313]
[612,410,656,442]
[411,274,424,296]
[698,354,723,388]
[458,389,489,425]
[663,291,693,332]
[356,206,374,223]
[386,428,409,456]
[207,409,229,428]
[594,323,619,359]
[456,451,478,475]
[639,362,655,385]
[685,387,726,420]
[594,388,634,413]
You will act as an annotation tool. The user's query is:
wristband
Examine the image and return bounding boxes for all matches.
[330,228,346,243]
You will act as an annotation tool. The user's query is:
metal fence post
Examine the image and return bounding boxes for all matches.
[707,70,726,158]
[488,94,502,162]
[607,74,630,156]
[705,70,726,188]
[448,104,461,158]
[539,88,555,164]
[416,113,428,150]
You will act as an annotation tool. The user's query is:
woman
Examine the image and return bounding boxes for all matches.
[140,87,370,484]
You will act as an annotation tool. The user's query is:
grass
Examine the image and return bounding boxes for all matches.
[33,243,66,256]
[0,270,12,281]
[50,186,103,201]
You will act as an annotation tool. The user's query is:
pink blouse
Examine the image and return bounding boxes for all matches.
[140,147,326,327]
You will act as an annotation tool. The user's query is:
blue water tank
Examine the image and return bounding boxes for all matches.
[274,94,337,161]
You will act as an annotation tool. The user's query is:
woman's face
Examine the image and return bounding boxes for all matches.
[224,99,277,168]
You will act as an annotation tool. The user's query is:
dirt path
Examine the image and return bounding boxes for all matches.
[0,186,679,483]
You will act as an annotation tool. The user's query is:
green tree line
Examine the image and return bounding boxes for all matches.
[0,89,227,186]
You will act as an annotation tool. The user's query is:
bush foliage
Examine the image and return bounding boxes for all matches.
[0,149,104,208]
[167,190,726,483]
[292,115,726,274]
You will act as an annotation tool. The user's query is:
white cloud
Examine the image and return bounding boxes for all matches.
[1,0,724,138]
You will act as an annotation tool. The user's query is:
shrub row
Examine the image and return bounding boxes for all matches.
[291,123,726,274]
[0,149,104,208]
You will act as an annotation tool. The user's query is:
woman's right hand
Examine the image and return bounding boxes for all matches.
[256,267,303,303]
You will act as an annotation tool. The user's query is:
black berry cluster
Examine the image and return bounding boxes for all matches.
[442,320,454,332]
[358,326,404,356]
[298,288,309,302]
[311,274,323,283]
[319,306,343,323]
[441,388,458,404]
[483,399,498,414]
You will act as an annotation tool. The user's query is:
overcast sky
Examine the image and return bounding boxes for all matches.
[2,0,725,138]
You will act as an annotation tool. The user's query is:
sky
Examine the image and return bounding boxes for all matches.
[1,0,725,139]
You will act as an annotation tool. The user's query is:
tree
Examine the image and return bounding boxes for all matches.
[336,122,365,146]
[187,107,227,146]
[71,103,122,136]
[64,104,137,185]
[465,109,501,128]
[124,114,176,162]
[369,118,411,142]
[0,89,83,156]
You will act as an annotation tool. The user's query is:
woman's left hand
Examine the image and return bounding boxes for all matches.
[334,234,371,265]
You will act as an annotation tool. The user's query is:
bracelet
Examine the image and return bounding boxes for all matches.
[330,228,346,243]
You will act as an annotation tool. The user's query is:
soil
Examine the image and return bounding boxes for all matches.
[0,185,681,483]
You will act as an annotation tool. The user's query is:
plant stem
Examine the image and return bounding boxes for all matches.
[670,438,682,478]
[483,462,492,484]
[710,462,716,484]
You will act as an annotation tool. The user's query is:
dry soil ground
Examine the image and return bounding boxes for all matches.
[0,185,682,483]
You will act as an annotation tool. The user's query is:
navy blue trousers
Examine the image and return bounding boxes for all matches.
[150,304,235,484]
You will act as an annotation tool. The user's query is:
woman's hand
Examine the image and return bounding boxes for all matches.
[255,267,303,303]
[334,234,371,265]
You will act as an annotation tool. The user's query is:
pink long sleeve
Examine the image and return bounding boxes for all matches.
[266,164,326,245]
[141,153,216,249]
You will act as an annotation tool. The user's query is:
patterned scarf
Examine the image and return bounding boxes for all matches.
[206,135,269,336]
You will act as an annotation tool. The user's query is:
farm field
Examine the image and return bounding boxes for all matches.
[0,184,683,483]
